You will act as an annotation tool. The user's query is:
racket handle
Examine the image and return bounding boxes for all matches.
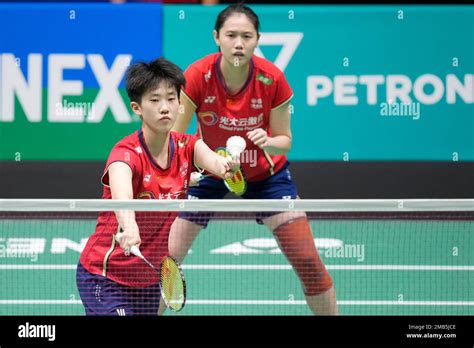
[129,245,143,258]
[114,234,143,258]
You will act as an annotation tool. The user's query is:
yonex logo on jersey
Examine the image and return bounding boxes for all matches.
[204,96,216,104]
[178,138,189,148]
[204,69,212,82]
[144,174,151,183]
[116,308,126,316]
[251,98,263,109]
[134,146,143,154]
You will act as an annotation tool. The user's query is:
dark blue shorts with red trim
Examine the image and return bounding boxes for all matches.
[179,162,298,228]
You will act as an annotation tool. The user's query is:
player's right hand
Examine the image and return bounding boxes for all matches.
[116,227,141,256]
[217,155,240,179]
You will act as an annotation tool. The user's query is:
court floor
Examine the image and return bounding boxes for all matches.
[1,218,473,315]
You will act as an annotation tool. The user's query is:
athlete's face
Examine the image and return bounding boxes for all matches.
[131,81,180,133]
[214,13,259,68]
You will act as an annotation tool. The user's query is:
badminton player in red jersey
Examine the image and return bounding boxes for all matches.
[169,4,338,315]
[77,57,239,316]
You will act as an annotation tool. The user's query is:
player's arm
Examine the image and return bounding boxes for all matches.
[247,100,292,155]
[172,92,196,134]
[108,161,141,254]
[194,139,239,179]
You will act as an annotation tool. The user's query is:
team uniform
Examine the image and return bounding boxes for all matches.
[77,129,198,315]
[179,53,334,297]
[181,52,297,226]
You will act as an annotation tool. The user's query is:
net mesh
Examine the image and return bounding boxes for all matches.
[0,199,473,316]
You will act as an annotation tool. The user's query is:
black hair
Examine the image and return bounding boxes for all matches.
[125,57,185,104]
[214,2,260,38]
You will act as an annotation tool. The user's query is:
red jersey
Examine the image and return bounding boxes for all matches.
[182,53,293,182]
[80,129,198,287]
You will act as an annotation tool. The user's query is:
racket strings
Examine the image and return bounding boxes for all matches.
[160,258,185,310]
[224,169,246,195]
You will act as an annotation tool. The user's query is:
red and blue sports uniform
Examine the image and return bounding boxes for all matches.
[180,52,297,226]
[77,129,198,315]
[179,53,334,297]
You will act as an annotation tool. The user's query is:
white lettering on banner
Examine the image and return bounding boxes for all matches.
[254,32,303,72]
[87,54,131,123]
[48,54,86,122]
[1,54,42,122]
[1,238,85,256]
[0,238,45,254]
[359,75,385,104]
[0,53,133,123]
[334,76,358,105]
[386,74,412,103]
[0,237,358,260]
[50,238,88,254]
[307,74,474,106]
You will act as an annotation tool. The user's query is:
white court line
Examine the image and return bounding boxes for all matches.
[0,300,83,304]
[1,300,473,306]
[0,265,77,270]
[187,300,474,306]
[1,264,473,271]
[183,265,474,271]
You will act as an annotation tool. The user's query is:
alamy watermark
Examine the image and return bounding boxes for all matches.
[238,149,258,168]
[55,100,96,119]
[0,239,39,262]
[323,243,365,262]
[380,100,421,120]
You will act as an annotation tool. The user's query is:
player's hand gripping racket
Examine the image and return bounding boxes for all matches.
[190,136,247,195]
[115,234,186,312]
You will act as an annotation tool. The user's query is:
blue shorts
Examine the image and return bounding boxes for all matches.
[180,162,298,227]
[76,263,161,316]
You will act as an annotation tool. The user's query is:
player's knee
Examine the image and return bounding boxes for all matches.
[168,218,202,262]
[273,217,333,296]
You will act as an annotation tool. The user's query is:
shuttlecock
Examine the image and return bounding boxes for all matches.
[226,136,246,159]
[190,171,204,187]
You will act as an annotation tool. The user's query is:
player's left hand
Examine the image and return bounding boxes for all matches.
[247,128,269,148]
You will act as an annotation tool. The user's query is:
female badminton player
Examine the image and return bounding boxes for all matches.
[169,4,338,315]
[76,57,239,315]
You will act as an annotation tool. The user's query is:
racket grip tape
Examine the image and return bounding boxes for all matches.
[114,234,143,258]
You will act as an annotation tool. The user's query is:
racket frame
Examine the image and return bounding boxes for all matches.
[159,255,187,312]
[115,233,187,312]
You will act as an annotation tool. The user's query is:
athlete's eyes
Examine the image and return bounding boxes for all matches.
[168,98,176,101]
[150,99,159,102]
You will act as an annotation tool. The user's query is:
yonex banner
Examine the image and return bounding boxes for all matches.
[0,5,472,161]
[164,5,474,161]
[0,4,163,160]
